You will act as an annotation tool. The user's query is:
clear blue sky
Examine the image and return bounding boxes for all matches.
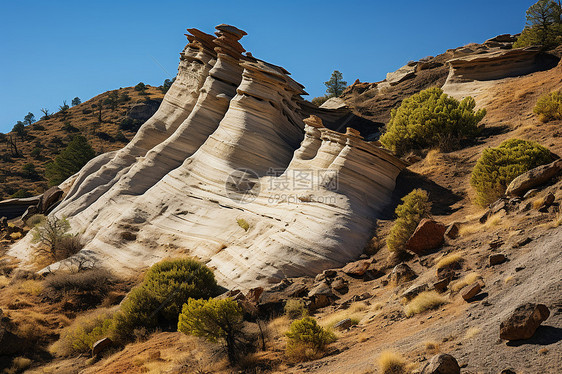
[0,0,535,133]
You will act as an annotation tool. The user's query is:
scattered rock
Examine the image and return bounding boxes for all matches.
[523,189,538,199]
[506,159,562,197]
[421,353,460,374]
[402,283,428,300]
[537,192,555,212]
[331,277,349,292]
[432,278,451,293]
[461,282,482,301]
[500,303,550,341]
[514,237,532,248]
[92,337,113,356]
[444,223,459,239]
[342,259,371,277]
[334,318,353,330]
[489,239,504,249]
[390,263,417,285]
[323,269,337,278]
[405,219,446,255]
[489,253,507,266]
[499,369,516,374]
[308,281,334,310]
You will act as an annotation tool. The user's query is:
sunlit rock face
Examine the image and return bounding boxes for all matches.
[9,25,404,289]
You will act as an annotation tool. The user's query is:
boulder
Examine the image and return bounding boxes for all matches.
[401,283,428,300]
[92,337,113,356]
[489,253,507,266]
[40,186,64,213]
[405,219,446,255]
[342,259,371,276]
[461,282,481,301]
[390,263,416,285]
[421,353,460,374]
[432,278,450,293]
[444,223,459,239]
[331,277,349,291]
[500,303,550,341]
[506,159,562,197]
[308,281,334,310]
[334,318,353,330]
[126,99,162,122]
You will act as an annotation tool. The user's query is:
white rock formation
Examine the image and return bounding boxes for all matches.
[9,25,404,289]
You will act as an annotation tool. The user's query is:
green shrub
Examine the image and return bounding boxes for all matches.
[178,297,243,363]
[10,189,32,198]
[534,90,562,122]
[21,163,41,180]
[470,139,552,206]
[51,308,115,356]
[114,258,219,335]
[386,189,431,253]
[237,218,250,231]
[285,316,336,362]
[284,299,308,319]
[380,87,486,156]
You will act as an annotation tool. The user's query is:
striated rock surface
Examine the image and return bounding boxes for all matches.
[9,25,404,289]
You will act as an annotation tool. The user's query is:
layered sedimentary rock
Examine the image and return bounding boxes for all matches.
[9,25,404,289]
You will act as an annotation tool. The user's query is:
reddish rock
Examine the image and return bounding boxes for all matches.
[432,278,451,293]
[342,259,371,276]
[245,287,264,303]
[500,303,550,340]
[405,219,446,255]
[489,253,507,266]
[461,282,481,301]
[390,263,417,285]
[421,353,460,374]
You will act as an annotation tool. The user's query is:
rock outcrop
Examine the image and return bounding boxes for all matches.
[9,25,404,289]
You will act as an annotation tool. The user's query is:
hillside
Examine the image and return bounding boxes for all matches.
[0,86,164,199]
[0,23,561,374]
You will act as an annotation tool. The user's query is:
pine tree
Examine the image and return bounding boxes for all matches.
[45,135,95,186]
[324,70,347,97]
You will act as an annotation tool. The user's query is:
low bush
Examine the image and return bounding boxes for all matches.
[534,90,562,122]
[404,291,449,317]
[51,308,115,356]
[284,299,308,319]
[386,189,431,254]
[285,316,336,362]
[380,87,486,156]
[450,272,482,292]
[44,268,113,296]
[311,96,330,107]
[470,139,552,206]
[31,216,82,261]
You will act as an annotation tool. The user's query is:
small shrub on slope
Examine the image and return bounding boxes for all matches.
[178,297,243,364]
[377,350,408,374]
[285,316,336,362]
[470,139,552,206]
[534,90,562,122]
[380,87,486,156]
[387,189,431,254]
[404,291,449,317]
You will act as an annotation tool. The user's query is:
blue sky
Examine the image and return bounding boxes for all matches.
[0,0,534,133]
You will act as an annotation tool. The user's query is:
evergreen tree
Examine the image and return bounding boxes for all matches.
[71,97,81,106]
[324,70,347,97]
[45,135,95,186]
[12,121,27,141]
[24,112,35,126]
[514,0,562,48]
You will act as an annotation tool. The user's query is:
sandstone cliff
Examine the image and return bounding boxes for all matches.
[9,25,404,289]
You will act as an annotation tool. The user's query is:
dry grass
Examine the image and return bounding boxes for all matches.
[464,327,482,340]
[4,357,32,374]
[320,302,368,329]
[435,253,463,270]
[404,291,449,317]
[504,275,515,284]
[451,272,482,292]
[0,274,10,288]
[422,340,440,354]
[377,350,408,374]
[459,212,504,236]
[19,279,44,296]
